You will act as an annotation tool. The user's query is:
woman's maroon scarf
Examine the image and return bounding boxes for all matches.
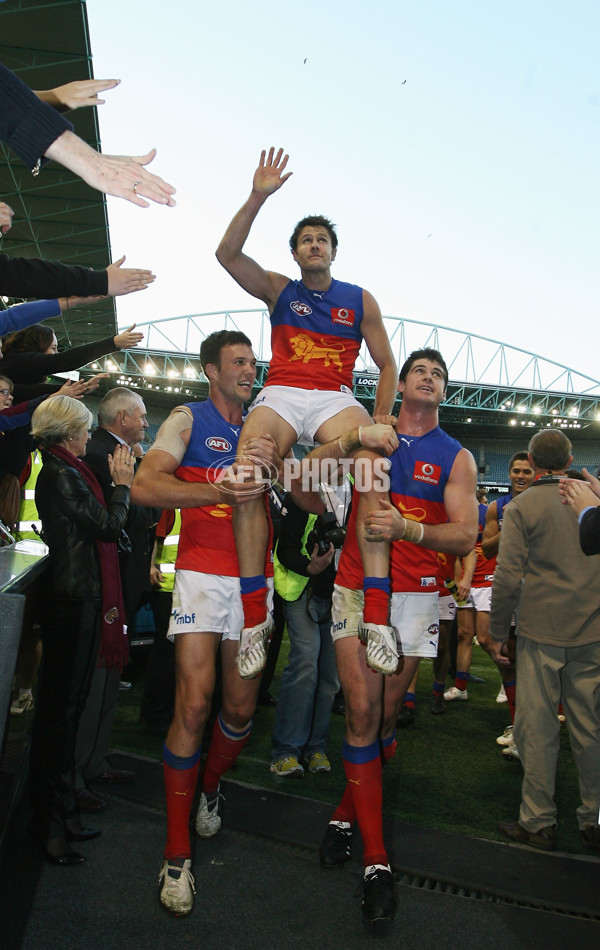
[46,444,129,672]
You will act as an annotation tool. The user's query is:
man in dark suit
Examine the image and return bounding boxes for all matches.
[74,388,160,811]
[560,468,600,555]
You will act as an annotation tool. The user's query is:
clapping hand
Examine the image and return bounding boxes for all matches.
[109,444,136,487]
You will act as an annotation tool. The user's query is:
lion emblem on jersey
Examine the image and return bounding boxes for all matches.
[289,333,345,370]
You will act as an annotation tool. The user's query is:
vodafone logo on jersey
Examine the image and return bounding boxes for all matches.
[206,436,232,453]
[331,307,355,326]
[413,460,441,485]
[290,300,312,316]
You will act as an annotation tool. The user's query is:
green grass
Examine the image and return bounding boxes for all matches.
[113,639,587,855]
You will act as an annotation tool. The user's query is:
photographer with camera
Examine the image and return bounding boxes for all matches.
[269,476,351,777]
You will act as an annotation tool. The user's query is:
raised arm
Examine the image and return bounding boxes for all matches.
[360,291,398,418]
[215,147,292,308]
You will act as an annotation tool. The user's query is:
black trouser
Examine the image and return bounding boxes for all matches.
[29,598,101,839]
[140,589,175,727]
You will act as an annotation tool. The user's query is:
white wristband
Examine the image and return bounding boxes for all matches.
[401,519,424,544]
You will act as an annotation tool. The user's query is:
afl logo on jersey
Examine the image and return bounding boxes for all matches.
[290,300,312,316]
[413,460,441,485]
[206,436,232,452]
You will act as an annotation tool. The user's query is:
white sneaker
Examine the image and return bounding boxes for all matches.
[443,685,468,702]
[195,790,222,838]
[236,615,274,679]
[158,859,195,916]
[496,684,508,703]
[10,690,34,716]
[496,725,514,747]
[502,743,520,761]
[358,622,399,675]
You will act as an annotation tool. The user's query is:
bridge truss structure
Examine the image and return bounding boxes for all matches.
[86,309,600,434]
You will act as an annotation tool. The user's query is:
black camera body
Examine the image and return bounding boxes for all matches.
[306,512,347,556]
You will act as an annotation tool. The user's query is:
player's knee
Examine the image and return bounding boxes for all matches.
[456,622,473,643]
[222,699,255,730]
[179,695,211,736]
[345,697,379,741]
[476,629,491,651]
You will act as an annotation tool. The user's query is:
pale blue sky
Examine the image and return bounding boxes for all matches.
[86,0,599,384]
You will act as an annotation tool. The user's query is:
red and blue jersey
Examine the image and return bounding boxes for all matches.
[337,426,462,593]
[496,493,513,528]
[472,501,496,587]
[265,278,364,391]
[175,400,272,577]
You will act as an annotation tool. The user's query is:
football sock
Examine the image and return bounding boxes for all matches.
[343,739,387,867]
[163,744,201,860]
[332,784,357,825]
[382,733,397,762]
[363,576,391,625]
[202,711,252,795]
[332,733,397,826]
[240,575,267,628]
[454,671,469,691]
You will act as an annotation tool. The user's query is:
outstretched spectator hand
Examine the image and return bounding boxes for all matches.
[45,133,176,207]
[114,324,144,349]
[53,257,154,301]
[559,473,600,516]
[34,79,120,113]
[52,374,110,400]
[581,467,600,500]
[0,201,13,235]
[106,256,155,295]
[0,62,175,206]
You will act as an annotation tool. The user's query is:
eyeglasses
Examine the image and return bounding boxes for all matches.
[0,388,12,397]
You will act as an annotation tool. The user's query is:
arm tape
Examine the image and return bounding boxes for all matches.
[150,406,193,466]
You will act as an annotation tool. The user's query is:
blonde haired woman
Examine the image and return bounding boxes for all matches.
[29,396,135,865]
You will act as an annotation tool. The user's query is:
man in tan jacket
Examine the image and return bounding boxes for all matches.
[490,428,600,854]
